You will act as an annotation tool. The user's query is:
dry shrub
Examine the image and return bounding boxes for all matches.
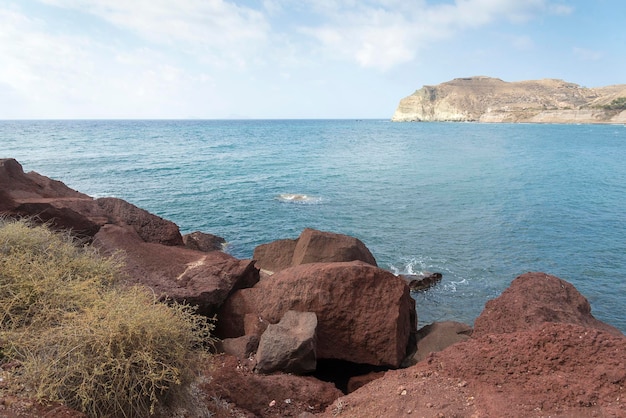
[0,219,119,330]
[0,219,214,417]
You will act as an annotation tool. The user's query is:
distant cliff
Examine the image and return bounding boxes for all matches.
[392,76,626,123]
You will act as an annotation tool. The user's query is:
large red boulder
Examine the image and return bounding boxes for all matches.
[0,158,89,201]
[218,261,416,368]
[473,272,623,337]
[95,197,183,245]
[0,159,100,235]
[252,238,297,273]
[253,228,377,273]
[0,159,184,245]
[292,228,377,266]
[93,224,258,315]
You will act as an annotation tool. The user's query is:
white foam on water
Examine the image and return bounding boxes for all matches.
[390,256,435,276]
[89,193,117,199]
[442,278,468,293]
[391,256,468,294]
[276,193,322,204]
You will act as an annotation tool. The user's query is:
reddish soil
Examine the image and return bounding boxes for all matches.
[0,396,86,418]
[318,322,625,418]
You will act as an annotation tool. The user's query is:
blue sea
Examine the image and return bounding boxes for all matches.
[2,120,625,332]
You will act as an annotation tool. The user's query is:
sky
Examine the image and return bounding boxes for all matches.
[0,0,624,119]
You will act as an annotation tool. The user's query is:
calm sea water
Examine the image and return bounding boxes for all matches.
[2,120,625,332]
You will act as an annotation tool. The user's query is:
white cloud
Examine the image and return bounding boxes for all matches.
[549,3,574,15]
[39,0,271,69]
[573,47,604,61]
[0,8,94,109]
[0,6,221,118]
[297,0,570,70]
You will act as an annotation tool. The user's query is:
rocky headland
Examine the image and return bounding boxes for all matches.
[392,76,626,123]
[1,158,625,417]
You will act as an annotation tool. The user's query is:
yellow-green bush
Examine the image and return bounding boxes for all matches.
[0,219,214,417]
[0,220,119,330]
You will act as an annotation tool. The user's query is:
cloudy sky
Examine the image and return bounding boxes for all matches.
[1,0,624,119]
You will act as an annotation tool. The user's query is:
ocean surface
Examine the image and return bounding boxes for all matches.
[2,120,625,332]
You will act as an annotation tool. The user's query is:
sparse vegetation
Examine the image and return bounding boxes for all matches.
[0,219,215,417]
[603,97,626,110]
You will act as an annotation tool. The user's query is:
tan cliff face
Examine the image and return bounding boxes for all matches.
[392,76,626,123]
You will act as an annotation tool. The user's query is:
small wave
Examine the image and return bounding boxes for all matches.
[275,193,322,204]
[390,256,439,276]
[89,193,117,199]
[442,278,468,293]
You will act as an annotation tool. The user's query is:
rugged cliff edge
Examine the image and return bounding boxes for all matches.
[392,76,626,123]
[2,160,625,417]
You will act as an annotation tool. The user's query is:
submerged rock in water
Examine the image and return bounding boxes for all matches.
[400,271,443,291]
[183,231,226,252]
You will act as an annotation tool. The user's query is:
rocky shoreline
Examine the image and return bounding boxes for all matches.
[392,76,626,123]
[1,158,624,417]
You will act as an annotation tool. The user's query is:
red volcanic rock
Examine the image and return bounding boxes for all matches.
[435,322,626,415]
[218,261,416,368]
[473,272,623,337]
[292,228,377,266]
[413,321,472,363]
[217,288,257,338]
[93,224,258,315]
[0,159,184,245]
[346,371,387,394]
[253,228,377,273]
[12,202,101,236]
[0,158,89,202]
[220,335,259,360]
[255,310,318,375]
[321,322,626,417]
[0,159,99,235]
[252,238,297,272]
[95,197,182,246]
[244,313,269,337]
[0,189,16,212]
[202,354,342,417]
[183,231,226,252]
[315,276,625,417]
[400,271,443,291]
